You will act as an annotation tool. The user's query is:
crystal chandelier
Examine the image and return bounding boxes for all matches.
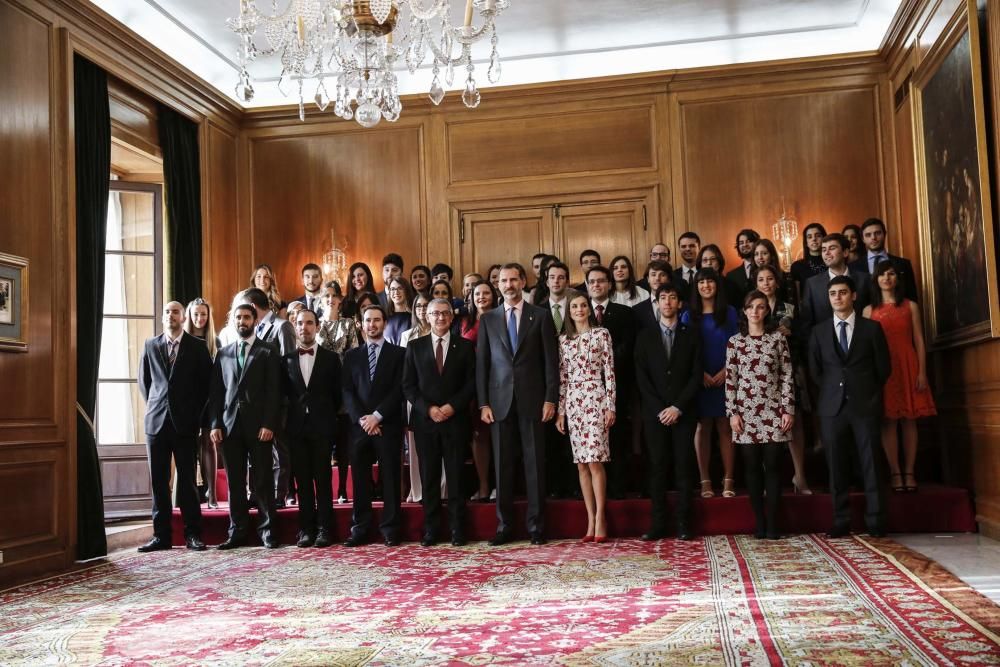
[228,0,509,127]
[771,199,799,272]
[321,226,349,287]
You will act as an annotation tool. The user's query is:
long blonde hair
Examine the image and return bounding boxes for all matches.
[183,297,218,358]
[249,263,283,312]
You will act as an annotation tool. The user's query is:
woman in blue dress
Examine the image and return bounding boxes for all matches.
[681,268,739,498]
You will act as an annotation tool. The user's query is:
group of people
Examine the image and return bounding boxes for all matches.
[136,216,936,552]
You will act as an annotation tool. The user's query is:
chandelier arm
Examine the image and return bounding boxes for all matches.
[423,14,494,66]
[404,0,449,21]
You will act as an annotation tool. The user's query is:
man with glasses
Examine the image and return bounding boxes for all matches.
[637,243,672,292]
[402,299,476,546]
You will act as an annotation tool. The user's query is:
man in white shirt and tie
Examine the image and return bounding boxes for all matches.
[542,261,574,335]
[672,232,701,302]
[848,217,918,302]
[800,232,872,339]
[290,263,326,317]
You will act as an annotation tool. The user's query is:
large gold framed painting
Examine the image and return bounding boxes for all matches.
[912,0,1000,348]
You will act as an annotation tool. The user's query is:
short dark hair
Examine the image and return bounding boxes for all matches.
[243,287,270,310]
[860,217,887,234]
[546,261,570,280]
[431,263,453,280]
[410,264,431,278]
[500,262,527,280]
[382,253,404,271]
[821,233,850,252]
[361,303,387,320]
[532,252,548,262]
[827,274,856,292]
[579,248,601,264]
[586,265,613,284]
[234,303,257,320]
[655,284,681,300]
[736,228,761,245]
[679,231,701,244]
[301,263,322,275]
[646,260,672,275]
[295,308,319,325]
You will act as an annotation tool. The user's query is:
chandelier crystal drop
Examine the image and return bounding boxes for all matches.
[227,0,509,127]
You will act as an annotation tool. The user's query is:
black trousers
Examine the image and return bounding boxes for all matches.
[272,435,292,500]
[349,427,402,540]
[414,427,468,537]
[821,410,887,533]
[544,420,574,496]
[644,417,695,532]
[290,432,333,535]
[492,403,546,536]
[222,415,277,540]
[147,422,202,540]
[742,443,784,535]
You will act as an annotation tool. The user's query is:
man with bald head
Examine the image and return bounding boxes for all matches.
[637,243,672,292]
[137,300,214,552]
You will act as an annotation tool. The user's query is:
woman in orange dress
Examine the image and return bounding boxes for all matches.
[863,260,936,492]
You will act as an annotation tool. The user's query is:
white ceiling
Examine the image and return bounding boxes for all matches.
[90,0,904,108]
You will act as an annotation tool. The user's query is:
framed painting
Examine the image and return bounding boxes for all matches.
[0,252,28,352]
[912,0,1000,348]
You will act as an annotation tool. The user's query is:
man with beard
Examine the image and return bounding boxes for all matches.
[847,218,918,302]
[672,232,701,302]
[290,263,326,317]
[725,228,760,298]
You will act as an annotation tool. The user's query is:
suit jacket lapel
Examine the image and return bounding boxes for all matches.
[239,342,262,386]
[291,352,308,391]
[168,335,186,380]
[493,309,514,358]
[514,306,534,358]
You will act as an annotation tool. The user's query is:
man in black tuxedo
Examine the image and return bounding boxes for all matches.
[809,275,891,537]
[136,301,213,552]
[800,233,873,339]
[587,265,636,497]
[672,232,701,302]
[289,263,326,317]
[282,308,342,548]
[477,263,560,545]
[632,260,672,333]
[725,228,760,298]
[403,298,476,546]
[209,304,282,549]
[848,217,918,302]
[243,287,296,508]
[634,285,703,540]
[342,304,406,546]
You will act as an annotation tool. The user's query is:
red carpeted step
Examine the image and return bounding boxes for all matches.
[173,484,976,546]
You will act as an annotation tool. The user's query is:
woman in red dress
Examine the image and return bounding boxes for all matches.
[863,260,936,492]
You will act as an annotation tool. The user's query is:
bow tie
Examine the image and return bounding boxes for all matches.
[298,347,314,356]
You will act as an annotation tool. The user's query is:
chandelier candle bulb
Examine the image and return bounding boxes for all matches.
[464,0,474,27]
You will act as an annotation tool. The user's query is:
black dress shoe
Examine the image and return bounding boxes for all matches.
[185,536,207,551]
[314,531,333,548]
[529,533,547,546]
[753,529,767,539]
[274,498,286,509]
[297,533,315,548]
[827,526,851,539]
[262,535,281,549]
[677,528,694,541]
[867,529,886,538]
[641,530,667,541]
[217,537,246,550]
[420,534,436,547]
[451,533,466,547]
[384,536,401,547]
[343,535,368,547]
[488,532,513,546]
[766,532,781,540]
[137,537,171,553]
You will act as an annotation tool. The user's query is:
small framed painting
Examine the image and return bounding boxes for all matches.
[0,252,28,352]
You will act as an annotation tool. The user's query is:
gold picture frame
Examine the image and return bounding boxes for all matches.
[0,252,28,352]
[912,0,1000,349]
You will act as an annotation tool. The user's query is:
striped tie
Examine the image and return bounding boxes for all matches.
[167,340,178,366]
[368,343,377,380]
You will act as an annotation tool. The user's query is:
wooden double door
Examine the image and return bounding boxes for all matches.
[459,198,653,286]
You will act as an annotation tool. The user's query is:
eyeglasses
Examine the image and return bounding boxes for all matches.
[650,252,670,259]
[427,311,451,318]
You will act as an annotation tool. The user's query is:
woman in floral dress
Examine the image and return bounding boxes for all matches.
[556,294,617,543]
[726,290,795,539]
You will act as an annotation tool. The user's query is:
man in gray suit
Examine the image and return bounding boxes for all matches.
[242,287,296,507]
[477,263,560,545]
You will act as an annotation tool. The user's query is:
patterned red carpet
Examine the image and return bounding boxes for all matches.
[2,535,999,665]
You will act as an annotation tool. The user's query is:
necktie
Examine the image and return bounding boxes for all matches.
[238,340,247,371]
[368,343,377,380]
[507,307,519,352]
[305,296,313,311]
[552,303,563,331]
[435,337,445,374]
[298,347,314,356]
[256,321,266,337]
[595,304,605,325]
[871,253,887,272]
[662,327,674,361]
[167,339,178,366]
[686,268,693,283]
[838,320,849,354]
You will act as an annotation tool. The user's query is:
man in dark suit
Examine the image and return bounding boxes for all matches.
[289,263,326,317]
[632,260,672,333]
[725,228,760,298]
[800,233,873,340]
[573,249,601,292]
[477,262,560,545]
[282,308,341,548]
[809,275,892,537]
[634,285,703,540]
[243,287,296,507]
[672,232,701,302]
[136,301,213,552]
[587,265,636,497]
[209,304,282,549]
[403,298,476,546]
[636,243,672,292]
[342,304,406,546]
[848,217,918,302]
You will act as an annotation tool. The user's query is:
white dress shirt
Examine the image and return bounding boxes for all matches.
[832,311,856,349]
[298,341,318,386]
[433,331,451,366]
[682,265,697,284]
[505,301,523,331]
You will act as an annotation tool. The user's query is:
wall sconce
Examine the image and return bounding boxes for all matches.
[321,227,348,289]
[772,199,799,271]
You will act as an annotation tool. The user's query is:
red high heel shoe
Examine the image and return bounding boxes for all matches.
[581,535,594,543]
[594,536,608,544]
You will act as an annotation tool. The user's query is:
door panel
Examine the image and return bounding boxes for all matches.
[557,201,648,285]
[460,207,555,279]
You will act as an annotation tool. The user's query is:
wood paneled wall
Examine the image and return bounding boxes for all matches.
[0,0,238,585]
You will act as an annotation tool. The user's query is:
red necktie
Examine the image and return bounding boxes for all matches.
[595,304,605,324]
[435,338,445,374]
[298,347,314,356]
